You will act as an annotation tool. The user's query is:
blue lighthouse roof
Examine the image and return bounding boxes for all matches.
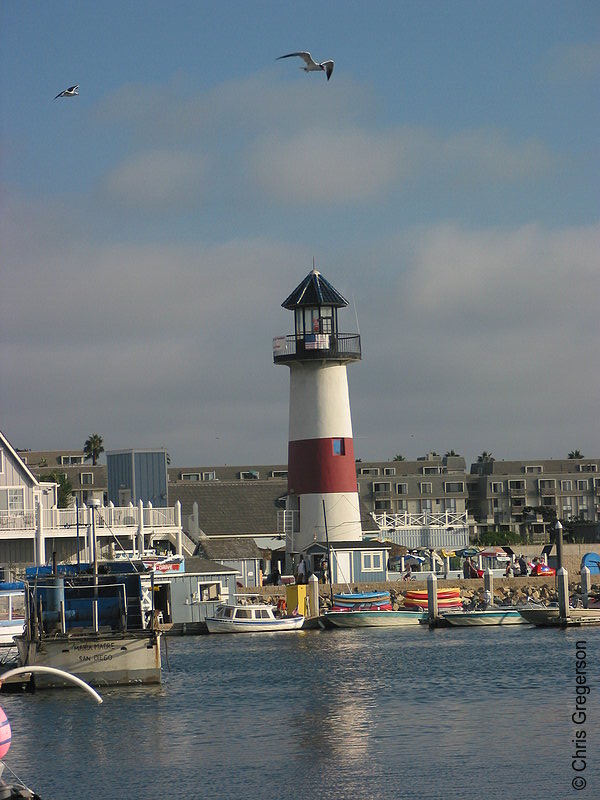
[282,269,349,310]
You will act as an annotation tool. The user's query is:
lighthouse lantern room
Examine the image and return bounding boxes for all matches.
[273,266,363,557]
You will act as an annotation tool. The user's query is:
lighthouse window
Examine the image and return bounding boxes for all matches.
[333,439,345,456]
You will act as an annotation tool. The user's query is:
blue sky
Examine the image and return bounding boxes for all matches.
[1,1,598,467]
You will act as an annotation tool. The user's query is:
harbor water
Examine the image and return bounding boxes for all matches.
[3,625,599,799]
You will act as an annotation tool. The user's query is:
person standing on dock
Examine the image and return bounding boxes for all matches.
[518,554,528,576]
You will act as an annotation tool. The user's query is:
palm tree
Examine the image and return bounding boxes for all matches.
[42,471,74,508]
[84,433,104,465]
[477,451,494,463]
[568,450,583,459]
[444,450,460,457]
[393,454,406,461]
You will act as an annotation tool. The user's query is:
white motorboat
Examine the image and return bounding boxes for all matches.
[205,602,304,633]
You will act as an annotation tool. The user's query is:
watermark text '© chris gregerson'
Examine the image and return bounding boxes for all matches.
[571,640,590,791]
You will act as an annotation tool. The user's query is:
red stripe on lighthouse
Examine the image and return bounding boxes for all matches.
[287,437,357,495]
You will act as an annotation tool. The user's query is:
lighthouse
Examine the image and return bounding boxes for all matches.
[273,266,363,558]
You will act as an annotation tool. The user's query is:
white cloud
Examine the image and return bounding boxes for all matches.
[403,221,600,328]
[100,149,207,208]
[248,127,407,204]
[544,40,600,82]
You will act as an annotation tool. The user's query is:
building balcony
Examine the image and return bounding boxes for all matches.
[273,333,361,364]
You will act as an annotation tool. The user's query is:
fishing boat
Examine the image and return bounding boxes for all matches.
[324,608,427,627]
[0,582,26,647]
[14,563,161,688]
[441,607,530,626]
[205,602,304,633]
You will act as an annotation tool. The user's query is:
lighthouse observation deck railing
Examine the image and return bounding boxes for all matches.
[273,333,361,363]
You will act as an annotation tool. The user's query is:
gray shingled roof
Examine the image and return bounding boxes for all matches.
[194,538,264,560]
[169,480,287,536]
[181,555,238,574]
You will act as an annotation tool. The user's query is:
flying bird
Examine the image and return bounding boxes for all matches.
[54,84,79,99]
[277,52,334,81]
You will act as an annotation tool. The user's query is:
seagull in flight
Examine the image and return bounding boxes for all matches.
[277,52,334,81]
[54,84,79,99]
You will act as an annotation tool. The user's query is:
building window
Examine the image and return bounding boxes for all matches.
[541,496,555,506]
[512,497,525,507]
[375,499,391,511]
[444,498,457,512]
[539,479,556,490]
[270,470,288,479]
[383,467,396,476]
[80,473,93,485]
[361,552,383,572]
[396,499,407,511]
[579,464,597,472]
[508,480,525,491]
[0,449,4,474]
[333,439,345,456]
[60,455,83,465]
[359,468,380,476]
[373,482,391,494]
[181,473,199,481]
[239,471,259,480]
[577,480,588,491]
[422,466,440,475]
[202,471,216,481]
[0,488,25,514]
[444,482,464,493]
[396,483,408,495]
[524,465,543,473]
[560,480,572,492]
[419,483,432,494]
[420,499,432,512]
[491,482,503,493]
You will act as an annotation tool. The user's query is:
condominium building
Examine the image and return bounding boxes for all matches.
[469,458,600,539]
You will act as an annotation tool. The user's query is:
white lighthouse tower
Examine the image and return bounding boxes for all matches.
[273,266,363,557]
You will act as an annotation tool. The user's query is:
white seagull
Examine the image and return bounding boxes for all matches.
[54,84,79,99]
[277,52,334,81]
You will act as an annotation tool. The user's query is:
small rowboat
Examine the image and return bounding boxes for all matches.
[403,587,462,609]
[404,588,461,601]
[332,591,392,611]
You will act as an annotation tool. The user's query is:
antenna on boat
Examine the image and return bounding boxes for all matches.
[322,500,335,609]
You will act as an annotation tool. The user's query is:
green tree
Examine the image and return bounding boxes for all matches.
[393,454,406,461]
[568,450,583,459]
[84,433,104,465]
[444,450,460,457]
[42,471,74,508]
[477,451,494,463]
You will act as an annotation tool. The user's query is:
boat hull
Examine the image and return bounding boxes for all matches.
[518,607,600,627]
[442,609,528,626]
[205,616,304,633]
[14,631,161,687]
[325,610,426,628]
